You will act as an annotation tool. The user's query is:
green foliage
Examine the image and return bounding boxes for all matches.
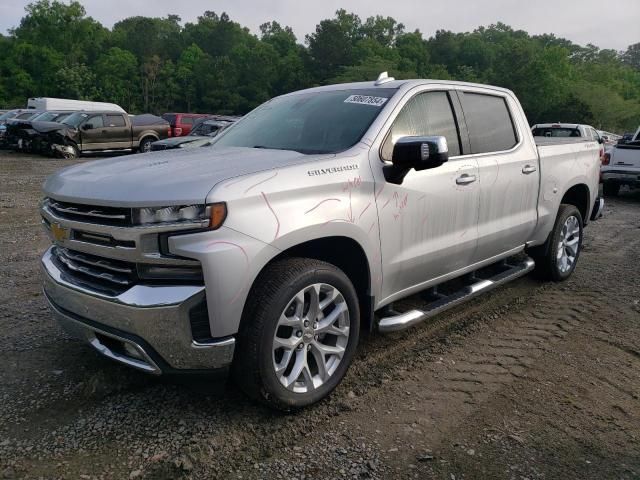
[0,3,638,132]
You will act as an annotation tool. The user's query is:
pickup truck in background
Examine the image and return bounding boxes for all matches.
[532,122,605,160]
[45,111,170,158]
[40,75,603,410]
[601,125,640,196]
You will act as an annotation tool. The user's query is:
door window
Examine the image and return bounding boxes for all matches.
[106,114,125,127]
[381,91,461,161]
[461,93,517,153]
[86,115,104,129]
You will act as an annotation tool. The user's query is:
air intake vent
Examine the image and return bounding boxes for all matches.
[189,299,212,343]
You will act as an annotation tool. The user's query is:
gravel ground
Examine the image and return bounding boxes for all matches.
[1,151,639,480]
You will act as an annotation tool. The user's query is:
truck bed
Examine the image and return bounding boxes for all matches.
[533,137,593,146]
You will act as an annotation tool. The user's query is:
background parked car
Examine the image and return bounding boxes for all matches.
[0,110,43,147]
[601,125,640,196]
[4,111,77,152]
[150,116,239,151]
[161,112,210,137]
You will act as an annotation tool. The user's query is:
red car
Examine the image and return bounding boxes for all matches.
[161,113,210,137]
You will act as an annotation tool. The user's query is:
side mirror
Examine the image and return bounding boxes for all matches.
[597,137,604,144]
[82,123,93,130]
[384,136,449,184]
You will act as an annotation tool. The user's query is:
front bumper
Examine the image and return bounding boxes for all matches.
[42,247,235,374]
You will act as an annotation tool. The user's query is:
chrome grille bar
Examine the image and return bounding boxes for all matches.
[49,201,128,221]
[55,248,133,286]
[60,248,134,274]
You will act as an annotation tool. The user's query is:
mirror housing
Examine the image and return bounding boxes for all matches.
[384,135,449,184]
[82,123,93,130]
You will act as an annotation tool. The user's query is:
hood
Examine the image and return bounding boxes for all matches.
[44,146,334,207]
[153,135,209,148]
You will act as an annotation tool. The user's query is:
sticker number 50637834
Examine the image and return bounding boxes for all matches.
[344,95,388,107]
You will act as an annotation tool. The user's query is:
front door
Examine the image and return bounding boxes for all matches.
[79,114,106,150]
[375,90,480,302]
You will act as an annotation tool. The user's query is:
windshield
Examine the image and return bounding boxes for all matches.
[62,112,90,127]
[214,89,396,154]
[532,127,581,137]
[32,112,62,122]
[0,110,19,121]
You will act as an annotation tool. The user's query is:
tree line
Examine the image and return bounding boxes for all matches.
[1,1,639,132]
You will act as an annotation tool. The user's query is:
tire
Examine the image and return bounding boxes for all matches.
[62,143,79,159]
[531,204,583,282]
[138,137,154,153]
[233,258,360,411]
[603,182,620,197]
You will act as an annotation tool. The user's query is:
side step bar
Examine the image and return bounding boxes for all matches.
[378,257,535,333]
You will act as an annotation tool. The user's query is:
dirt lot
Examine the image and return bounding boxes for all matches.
[1,151,639,480]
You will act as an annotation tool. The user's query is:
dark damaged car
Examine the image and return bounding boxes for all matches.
[43,111,171,158]
[4,111,75,153]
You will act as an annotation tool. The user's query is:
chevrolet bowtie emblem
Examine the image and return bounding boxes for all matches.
[51,223,70,242]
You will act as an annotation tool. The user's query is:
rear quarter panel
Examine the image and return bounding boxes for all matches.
[531,140,600,245]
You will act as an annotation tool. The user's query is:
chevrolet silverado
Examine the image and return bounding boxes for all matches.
[40,74,603,410]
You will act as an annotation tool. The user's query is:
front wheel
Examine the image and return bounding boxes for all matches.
[531,204,583,281]
[233,258,360,411]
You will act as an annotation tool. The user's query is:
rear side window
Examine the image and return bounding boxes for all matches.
[532,127,581,138]
[461,93,518,153]
[106,114,125,127]
[182,117,194,125]
[381,91,461,161]
[87,115,104,128]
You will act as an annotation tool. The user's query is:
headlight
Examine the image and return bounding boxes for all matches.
[134,203,226,229]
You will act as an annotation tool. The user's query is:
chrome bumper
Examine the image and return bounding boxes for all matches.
[42,247,235,373]
[601,171,640,185]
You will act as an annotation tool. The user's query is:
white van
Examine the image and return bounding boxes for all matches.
[26,97,126,113]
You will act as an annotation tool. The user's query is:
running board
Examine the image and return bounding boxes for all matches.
[377,257,535,333]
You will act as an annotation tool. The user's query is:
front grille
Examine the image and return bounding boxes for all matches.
[52,247,136,295]
[48,199,132,226]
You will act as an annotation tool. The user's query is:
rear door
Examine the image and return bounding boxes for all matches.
[459,90,539,263]
[103,114,131,148]
[376,89,480,299]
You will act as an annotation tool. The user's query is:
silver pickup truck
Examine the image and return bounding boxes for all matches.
[601,125,640,196]
[40,75,603,410]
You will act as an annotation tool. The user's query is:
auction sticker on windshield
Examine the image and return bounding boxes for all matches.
[344,95,388,107]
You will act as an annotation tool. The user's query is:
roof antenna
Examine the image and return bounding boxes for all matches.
[375,71,394,86]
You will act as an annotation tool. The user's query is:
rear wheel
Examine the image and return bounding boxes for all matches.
[233,258,360,411]
[138,137,154,153]
[531,204,583,281]
[603,182,620,197]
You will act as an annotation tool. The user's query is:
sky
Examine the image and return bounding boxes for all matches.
[1,0,638,51]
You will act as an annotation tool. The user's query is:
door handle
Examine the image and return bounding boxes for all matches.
[456,173,477,185]
[522,164,537,174]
